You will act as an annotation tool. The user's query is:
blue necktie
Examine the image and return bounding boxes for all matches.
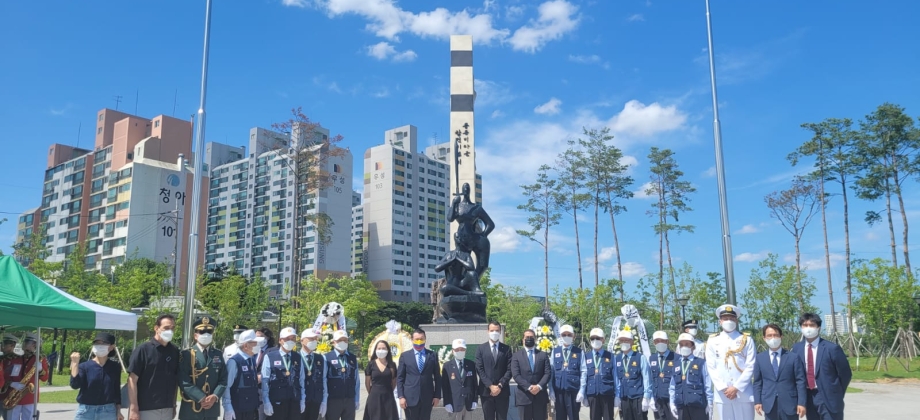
[417,350,425,373]
[528,350,535,371]
[772,352,779,377]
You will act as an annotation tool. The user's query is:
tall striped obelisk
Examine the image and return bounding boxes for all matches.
[449,35,476,251]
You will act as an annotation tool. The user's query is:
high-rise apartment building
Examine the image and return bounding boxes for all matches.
[423,142,483,202]
[203,126,353,297]
[362,125,451,302]
[23,108,205,288]
[351,191,365,276]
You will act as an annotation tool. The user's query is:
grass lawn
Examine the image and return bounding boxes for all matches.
[849,356,920,382]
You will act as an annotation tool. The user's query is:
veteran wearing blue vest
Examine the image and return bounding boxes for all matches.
[583,328,617,420]
[298,329,327,420]
[668,334,713,420]
[649,331,677,420]
[614,330,652,420]
[261,328,306,420]
[549,325,586,420]
[223,330,262,420]
[325,330,360,420]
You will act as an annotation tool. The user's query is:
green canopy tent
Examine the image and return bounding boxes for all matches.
[0,256,137,330]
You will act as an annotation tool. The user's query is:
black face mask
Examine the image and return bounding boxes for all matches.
[524,337,535,348]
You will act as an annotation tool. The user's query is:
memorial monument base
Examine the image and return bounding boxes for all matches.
[436,294,487,324]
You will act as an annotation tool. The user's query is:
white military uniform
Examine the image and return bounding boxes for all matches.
[692,337,706,359]
[223,342,239,362]
[705,305,755,420]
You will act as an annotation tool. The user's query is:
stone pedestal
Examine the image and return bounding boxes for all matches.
[437,294,487,323]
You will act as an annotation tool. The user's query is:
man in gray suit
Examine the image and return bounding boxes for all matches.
[510,329,551,420]
[753,324,806,420]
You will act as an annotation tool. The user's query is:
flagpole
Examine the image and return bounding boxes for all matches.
[705,0,737,305]
[183,0,213,348]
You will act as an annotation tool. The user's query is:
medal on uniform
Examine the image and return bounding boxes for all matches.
[595,368,599,374]
[682,375,686,381]
[285,370,290,376]
[625,373,630,377]
[564,363,568,367]
[307,372,312,376]
[659,373,664,378]
[341,367,346,373]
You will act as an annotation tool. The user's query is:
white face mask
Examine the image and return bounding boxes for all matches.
[198,334,213,346]
[801,327,819,339]
[335,341,349,351]
[233,333,241,341]
[721,320,737,333]
[255,337,267,348]
[678,346,693,357]
[620,343,632,352]
[454,351,466,360]
[489,331,501,342]
[561,336,573,346]
[655,343,668,353]
[305,341,318,351]
[687,328,698,337]
[591,340,603,350]
[375,349,389,359]
[159,330,174,343]
[282,341,296,351]
[93,345,110,357]
[765,337,782,349]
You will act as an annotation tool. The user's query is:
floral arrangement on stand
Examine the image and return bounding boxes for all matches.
[365,320,414,361]
[535,323,557,352]
[311,302,346,355]
[437,345,453,368]
[315,324,336,354]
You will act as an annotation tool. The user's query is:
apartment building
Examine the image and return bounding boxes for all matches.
[351,191,365,276]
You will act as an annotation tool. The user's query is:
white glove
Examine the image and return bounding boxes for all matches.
[641,397,649,412]
[355,401,360,410]
[651,400,658,412]
[575,392,584,403]
[263,404,274,417]
[319,403,327,417]
[614,397,621,408]
[471,402,478,411]
[300,401,305,413]
[37,362,43,373]
[445,404,454,413]
[549,399,555,408]
[10,382,25,391]
[224,410,235,420]
[581,397,589,407]
[670,404,678,418]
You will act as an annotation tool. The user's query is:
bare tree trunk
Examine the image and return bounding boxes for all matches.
[842,180,856,354]
[593,196,599,287]
[572,196,584,289]
[658,199,666,330]
[664,229,678,303]
[606,190,625,300]
[884,178,898,268]
[544,204,550,309]
[894,179,912,274]
[819,174,837,335]
[795,236,804,311]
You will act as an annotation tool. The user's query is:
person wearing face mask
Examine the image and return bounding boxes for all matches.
[70,333,123,420]
[5,332,50,420]
[704,304,755,420]
[179,317,228,420]
[223,330,262,420]
[474,322,511,420]
[667,334,712,420]
[680,321,706,358]
[128,314,180,420]
[649,331,676,420]
[261,328,306,420]
[583,328,617,420]
[299,330,326,420]
[613,330,652,420]
[790,313,851,420]
[509,329,551,420]
[549,325,586,420]
[1,334,20,420]
[441,339,479,420]
[753,324,806,420]
[224,325,249,363]
[396,329,441,420]
[325,330,360,420]
[363,340,398,420]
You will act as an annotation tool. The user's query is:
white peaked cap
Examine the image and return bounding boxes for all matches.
[279,327,297,338]
[237,330,257,345]
[652,331,668,341]
[333,330,349,340]
[452,339,467,349]
[617,330,633,340]
[560,325,575,334]
[301,329,319,339]
[677,333,695,343]
[589,328,605,338]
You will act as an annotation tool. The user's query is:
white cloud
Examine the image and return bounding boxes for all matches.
[365,41,417,62]
[568,54,600,64]
[509,0,580,52]
[281,0,308,7]
[534,97,562,115]
[785,253,845,271]
[490,226,522,253]
[608,100,687,137]
[865,231,879,241]
[734,224,760,235]
[473,79,515,107]
[505,5,525,20]
[627,14,644,22]
[50,103,73,116]
[620,262,647,278]
[634,181,655,200]
[491,110,505,119]
[734,251,769,262]
[372,87,390,98]
[702,166,717,178]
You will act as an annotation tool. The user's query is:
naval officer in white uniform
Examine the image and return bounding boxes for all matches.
[705,305,755,420]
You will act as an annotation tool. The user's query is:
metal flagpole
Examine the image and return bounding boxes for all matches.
[183,0,213,348]
[705,0,737,304]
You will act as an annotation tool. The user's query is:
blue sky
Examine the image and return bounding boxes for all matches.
[2,0,920,318]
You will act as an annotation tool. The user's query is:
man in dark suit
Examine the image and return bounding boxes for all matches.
[397,328,442,420]
[753,324,806,420]
[790,313,852,420]
[442,339,479,420]
[475,321,512,420]
[510,329,551,420]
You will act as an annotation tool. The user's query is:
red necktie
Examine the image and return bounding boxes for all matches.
[806,343,816,389]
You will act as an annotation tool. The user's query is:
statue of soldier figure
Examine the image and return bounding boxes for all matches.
[433,182,495,323]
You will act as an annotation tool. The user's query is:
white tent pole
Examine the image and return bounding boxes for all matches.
[34,327,40,420]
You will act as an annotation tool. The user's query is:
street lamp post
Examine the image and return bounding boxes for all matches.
[677,295,690,325]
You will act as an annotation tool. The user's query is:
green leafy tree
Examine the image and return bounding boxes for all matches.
[285,274,381,342]
[92,258,170,311]
[548,282,619,345]
[671,263,726,334]
[646,147,695,328]
[851,258,919,350]
[369,301,432,331]
[59,244,105,300]
[516,165,563,305]
[741,254,818,336]
[485,283,542,348]
[13,227,63,281]
[764,176,821,309]
[580,127,633,293]
[555,141,592,289]
[197,269,270,345]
